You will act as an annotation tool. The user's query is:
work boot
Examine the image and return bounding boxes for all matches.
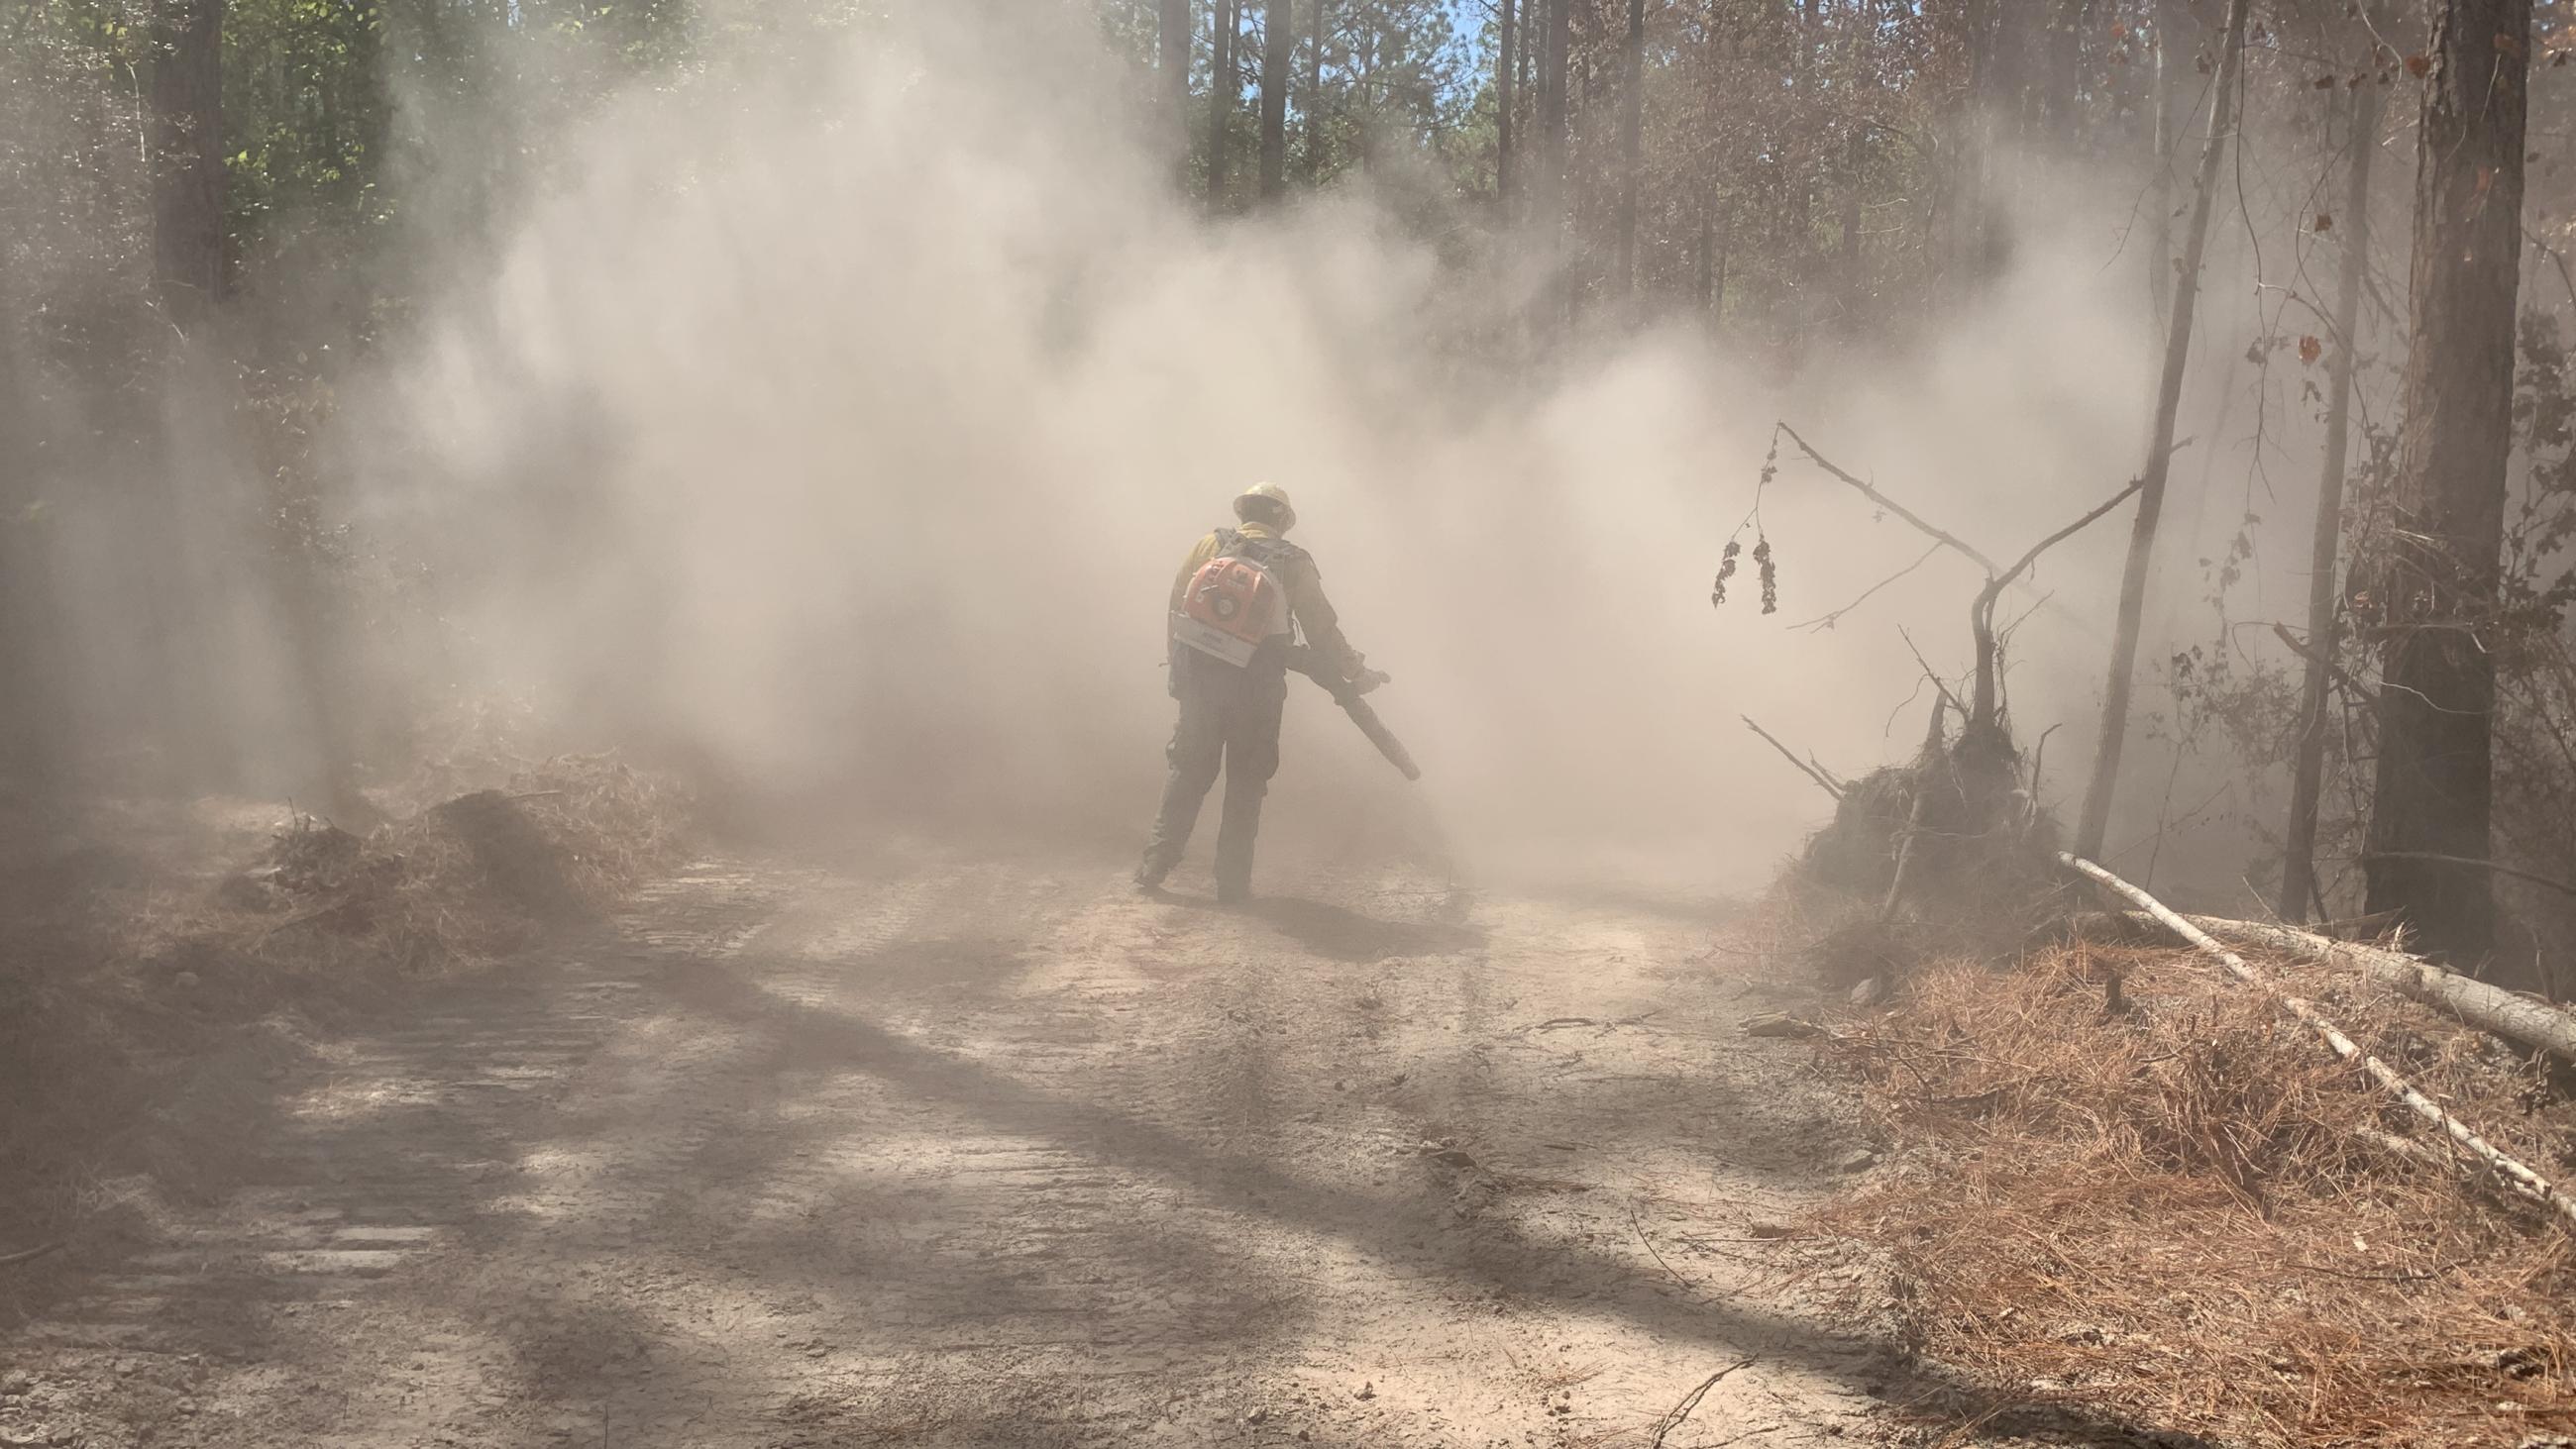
[1133,861,1170,894]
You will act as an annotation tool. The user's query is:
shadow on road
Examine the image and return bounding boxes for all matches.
[1158,893,1485,963]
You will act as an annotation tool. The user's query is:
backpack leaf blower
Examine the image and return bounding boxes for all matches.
[1285,645,1422,782]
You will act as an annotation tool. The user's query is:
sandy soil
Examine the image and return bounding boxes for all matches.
[0,838,1944,1448]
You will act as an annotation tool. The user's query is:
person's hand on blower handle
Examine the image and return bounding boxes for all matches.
[1283,642,1388,698]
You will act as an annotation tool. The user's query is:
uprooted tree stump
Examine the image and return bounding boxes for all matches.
[1795,708,2063,986]
[1728,424,2139,987]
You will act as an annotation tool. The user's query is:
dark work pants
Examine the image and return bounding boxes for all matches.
[1139,663,1286,893]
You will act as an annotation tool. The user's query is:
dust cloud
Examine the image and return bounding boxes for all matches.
[335,1,2190,893]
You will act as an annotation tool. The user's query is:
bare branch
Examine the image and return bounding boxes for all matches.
[1775,422,2001,575]
[1970,476,2148,721]
[1790,540,1942,633]
[1648,1357,1759,1449]
[2028,721,2065,811]
[2355,852,2576,900]
[1990,477,2148,601]
[2528,225,2576,317]
[1894,627,1966,718]
[1743,716,1843,799]
[0,1241,64,1270]
[2269,621,2380,703]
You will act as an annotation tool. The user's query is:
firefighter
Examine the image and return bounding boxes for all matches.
[1136,483,1374,903]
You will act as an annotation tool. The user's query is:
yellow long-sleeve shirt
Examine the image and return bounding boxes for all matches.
[1171,523,1365,681]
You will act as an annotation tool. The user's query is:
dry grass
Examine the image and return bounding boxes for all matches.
[1814,944,2576,1447]
[506,753,693,901]
[1759,869,2081,993]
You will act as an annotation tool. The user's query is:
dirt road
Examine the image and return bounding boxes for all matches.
[2,840,1915,1448]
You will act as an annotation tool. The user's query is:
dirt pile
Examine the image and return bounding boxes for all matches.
[1807,942,2576,1446]
[0,755,689,1235]
[207,754,689,973]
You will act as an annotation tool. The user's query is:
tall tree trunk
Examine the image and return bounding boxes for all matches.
[1258,0,1292,199]
[1839,124,1865,280]
[2280,65,2383,923]
[1838,0,1878,308]
[1537,0,1569,195]
[1937,0,1987,295]
[1695,196,1713,310]
[1161,0,1194,159]
[1518,2,1535,133]
[1535,0,1571,325]
[2033,0,2087,146]
[1207,0,1237,209]
[1789,0,1820,260]
[1614,0,1646,303]
[2144,0,2187,324]
[1305,0,1327,181]
[1495,0,1518,203]
[2072,0,2249,860]
[150,0,228,324]
[2363,0,2532,965]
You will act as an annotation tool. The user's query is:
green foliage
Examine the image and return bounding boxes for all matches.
[222,0,389,277]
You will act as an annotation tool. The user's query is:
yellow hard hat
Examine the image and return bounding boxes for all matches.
[1234,482,1297,532]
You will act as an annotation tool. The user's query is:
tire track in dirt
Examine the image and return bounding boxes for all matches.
[0,861,790,1447]
[3,846,1931,1449]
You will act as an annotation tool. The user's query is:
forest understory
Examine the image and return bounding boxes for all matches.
[10,0,2576,1444]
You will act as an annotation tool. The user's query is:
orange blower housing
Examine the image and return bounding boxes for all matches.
[1171,554,1290,668]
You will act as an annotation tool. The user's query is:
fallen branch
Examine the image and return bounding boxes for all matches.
[1647,1356,1758,1449]
[1742,716,1842,799]
[2059,852,2576,1232]
[2353,1126,2452,1173]
[250,892,367,948]
[1628,1200,1699,1293]
[0,1241,63,1270]
[2073,909,2576,1064]
[2314,908,2404,939]
[1740,1010,1827,1040]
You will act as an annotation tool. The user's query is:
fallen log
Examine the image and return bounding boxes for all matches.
[2059,853,2576,1233]
[2352,1126,2451,1173]
[1740,1010,1827,1040]
[2197,916,2576,1064]
[2059,910,2576,1065]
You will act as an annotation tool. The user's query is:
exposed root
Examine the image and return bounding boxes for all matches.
[1788,717,2067,987]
